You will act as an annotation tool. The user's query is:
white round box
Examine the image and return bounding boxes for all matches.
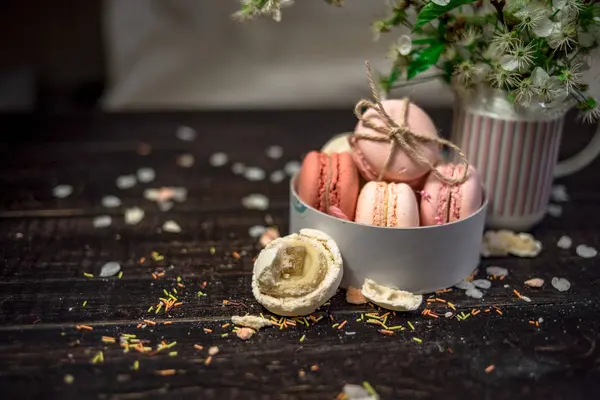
[289,176,488,294]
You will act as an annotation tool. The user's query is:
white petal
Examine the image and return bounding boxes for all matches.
[93,215,112,228]
[551,277,571,292]
[547,203,563,217]
[534,18,554,37]
[557,235,572,249]
[552,185,569,202]
[531,67,550,86]
[397,35,412,56]
[101,195,121,208]
[163,220,182,233]
[244,167,266,181]
[99,262,121,278]
[431,0,451,5]
[209,152,228,167]
[552,0,566,9]
[125,207,144,225]
[578,30,595,47]
[137,168,155,183]
[53,184,73,199]
[272,9,282,22]
[576,244,598,258]
[176,126,196,141]
[500,55,519,71]
[116,175,136,189]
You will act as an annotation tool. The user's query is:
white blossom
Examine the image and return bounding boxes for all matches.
[514,77,536,106]
[579,102,600,123]
[234,0,294,22]
[396,35,412,56]
[454,61,490,86]
[559,63,584,92]
[442,45,457,61]
[531,67,568,105]
[548,21,577,51]
[491,27,520,53]
[515,4,554,37]
[454,61,476,85]
[500,41,535,71]
[552,0,584,17]
[488,65,520,89]
[458,27,478,47]
[431,0,450,5]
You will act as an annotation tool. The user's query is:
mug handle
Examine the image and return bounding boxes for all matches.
[554,122,600,178]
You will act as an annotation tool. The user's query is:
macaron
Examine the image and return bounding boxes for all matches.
[350,99,440,186]
[297,151,360,221]
[420,163,483,226]
[355,181,419,227]
[321,133,352,154]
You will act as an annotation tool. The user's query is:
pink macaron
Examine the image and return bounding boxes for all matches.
[419,163,483,226]
[355,181,419,228]
[297,151,360,221]
[350,99,440,187]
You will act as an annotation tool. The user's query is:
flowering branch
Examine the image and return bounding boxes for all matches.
[234,0,600,122]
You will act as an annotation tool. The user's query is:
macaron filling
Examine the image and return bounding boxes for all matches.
[387,183,399,227]
[433,164,470,224]
[372,183,387,226]
[434,164,455,225]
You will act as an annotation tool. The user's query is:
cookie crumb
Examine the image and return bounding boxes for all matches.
[346,287,368,304]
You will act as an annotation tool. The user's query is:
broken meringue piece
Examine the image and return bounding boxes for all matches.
[231,315,273,330]
[360,278,422,312]
[251,229,343,316]
[481,230,542,258]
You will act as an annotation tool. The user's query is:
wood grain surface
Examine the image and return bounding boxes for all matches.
[0,110,599,399]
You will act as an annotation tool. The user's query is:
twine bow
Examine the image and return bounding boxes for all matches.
[353,61,469,185]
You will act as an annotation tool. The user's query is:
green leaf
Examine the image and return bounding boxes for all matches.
[440,61,454,84]
[406,43,444,80]
[411,38,438,45]
[380,65,401,94]
[387,66,401,88]
[414,0,477,30]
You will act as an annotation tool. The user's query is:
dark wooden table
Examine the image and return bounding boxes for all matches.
[0,110,599,400]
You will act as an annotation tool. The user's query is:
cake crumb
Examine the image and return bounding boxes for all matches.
[346,287,368,304]
[524,278,544,288]
[236,327,256,340]
[259,227,280,247]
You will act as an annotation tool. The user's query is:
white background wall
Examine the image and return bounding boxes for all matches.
[103,0,455,110]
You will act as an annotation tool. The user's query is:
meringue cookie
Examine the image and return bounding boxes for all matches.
[321,133,352,154]
[252,229,343,316]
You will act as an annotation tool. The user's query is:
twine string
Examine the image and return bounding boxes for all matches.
[353,61,470,185]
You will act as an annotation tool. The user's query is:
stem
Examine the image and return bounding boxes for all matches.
[390,74,446,90]
[489,0,505,27]
[569,89,586,104]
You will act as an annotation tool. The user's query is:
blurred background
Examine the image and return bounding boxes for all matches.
[0,0,455,113]
[2,0,600,113]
